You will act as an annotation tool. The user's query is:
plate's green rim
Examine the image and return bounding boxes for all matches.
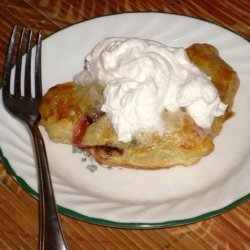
[0,12,249,229]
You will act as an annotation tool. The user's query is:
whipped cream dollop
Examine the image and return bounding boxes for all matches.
[74,37,227,142]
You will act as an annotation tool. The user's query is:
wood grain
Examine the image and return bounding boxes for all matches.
[0,0,249,249]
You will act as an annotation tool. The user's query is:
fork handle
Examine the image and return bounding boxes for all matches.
[31,124,68,250]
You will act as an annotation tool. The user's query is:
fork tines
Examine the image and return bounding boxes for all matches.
[3,25,42,100]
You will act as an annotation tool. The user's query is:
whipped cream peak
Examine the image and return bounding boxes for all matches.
[74,37,227,142]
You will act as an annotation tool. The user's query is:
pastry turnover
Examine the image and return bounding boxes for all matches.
[39,44,239,169]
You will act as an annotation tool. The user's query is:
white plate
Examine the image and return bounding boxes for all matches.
[0,13,249,228]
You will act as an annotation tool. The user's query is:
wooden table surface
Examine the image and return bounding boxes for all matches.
[0,0,249,249]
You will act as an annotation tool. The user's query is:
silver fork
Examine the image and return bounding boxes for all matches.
[2,26,68,250]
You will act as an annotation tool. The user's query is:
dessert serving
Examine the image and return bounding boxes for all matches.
[39,37,239,169]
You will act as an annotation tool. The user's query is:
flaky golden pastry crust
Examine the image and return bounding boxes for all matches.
[39,44,239,169]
